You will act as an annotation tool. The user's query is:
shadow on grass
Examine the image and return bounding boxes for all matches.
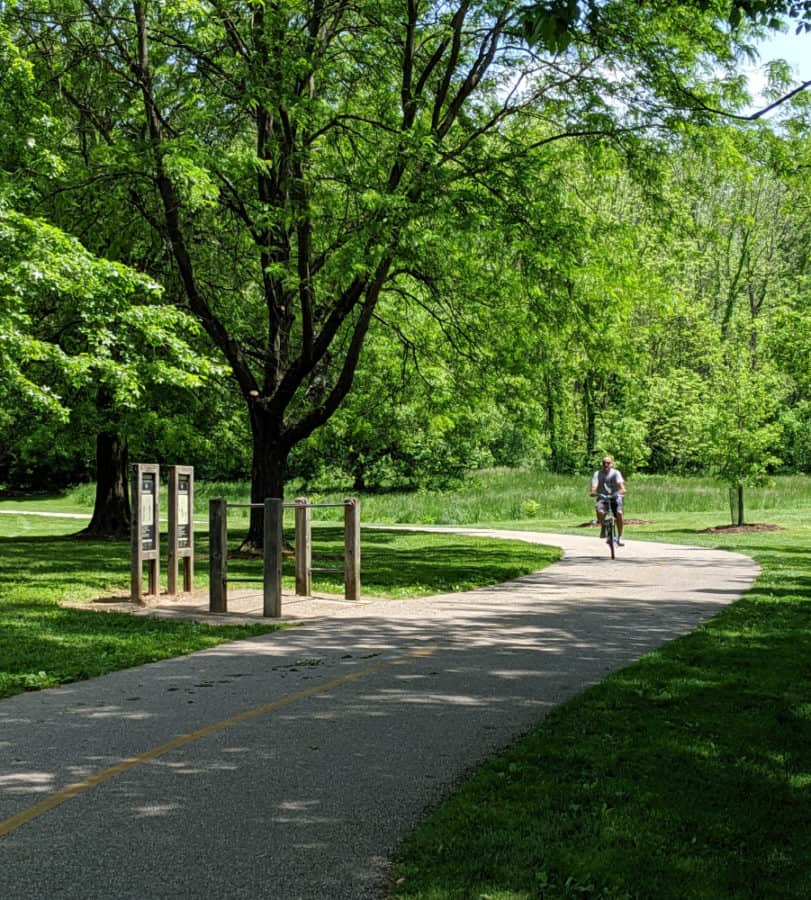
[304,527,561,595]
[0,530,281,698]
[0,533,131,594]
[396,646,811,897]
[1,526,560,602]
[0,526,561,700]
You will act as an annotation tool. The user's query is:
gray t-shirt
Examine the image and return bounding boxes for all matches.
[592,467,624,496]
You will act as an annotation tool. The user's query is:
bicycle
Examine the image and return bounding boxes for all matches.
[597,492,620,559]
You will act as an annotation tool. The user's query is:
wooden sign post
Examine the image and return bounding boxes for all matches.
[131,463,160,604]
[168,465,194,595]
[344,497,361,602]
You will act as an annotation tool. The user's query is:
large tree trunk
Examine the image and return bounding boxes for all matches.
[583,377,596,467]
[546,370,565,473]
[74,431,131,540]
[240,409,289,552]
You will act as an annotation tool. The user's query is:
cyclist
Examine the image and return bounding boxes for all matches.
[590,455,626,546]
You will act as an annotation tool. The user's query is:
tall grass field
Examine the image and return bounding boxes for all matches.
[54,468,811,527]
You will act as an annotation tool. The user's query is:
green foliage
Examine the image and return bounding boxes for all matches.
[778,400,811,471]
[0,0,810,499]
[0,207,222,488]
[642,371,713,473]
[598,415,651,473]
[518,0,585,52]
[519,0,811,54]
[0,23,57,190]
[0,209,160,414]
[706,357,786,489]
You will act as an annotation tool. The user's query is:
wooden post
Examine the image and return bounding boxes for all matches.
[294,497,312,596]
[168,465,194,595]
[344,497,360,602]
[131,463,160,605]
[264,498,283,617]
[209,498,227,613]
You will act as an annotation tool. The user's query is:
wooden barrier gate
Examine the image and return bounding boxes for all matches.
[208,497,360,618]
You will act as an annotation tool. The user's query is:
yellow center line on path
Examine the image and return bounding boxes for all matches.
[0,645,437,839]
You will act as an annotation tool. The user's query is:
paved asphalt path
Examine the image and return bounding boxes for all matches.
[0,530,758,899]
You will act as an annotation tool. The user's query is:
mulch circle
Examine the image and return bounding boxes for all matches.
[701,523,784,534]
[576,519,782,533]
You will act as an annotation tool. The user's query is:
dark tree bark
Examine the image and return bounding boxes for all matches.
[545,370,563,472]
[242,404,289,552]
[74,430,131,540]
[583,378,596,467]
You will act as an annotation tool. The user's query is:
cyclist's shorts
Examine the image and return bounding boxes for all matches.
[596,495,623,516]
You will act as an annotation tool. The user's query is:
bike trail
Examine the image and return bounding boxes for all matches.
[0,530,759,899]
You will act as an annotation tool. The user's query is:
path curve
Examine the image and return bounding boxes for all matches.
[0,531,758,899]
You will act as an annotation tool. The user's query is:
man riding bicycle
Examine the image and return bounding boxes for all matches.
[590,455,626,547]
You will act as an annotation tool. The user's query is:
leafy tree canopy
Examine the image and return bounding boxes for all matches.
[519,0,811,54]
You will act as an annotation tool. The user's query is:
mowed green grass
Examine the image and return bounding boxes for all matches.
[0,515,288,697]
[0,511,559,699]
[385,477,811,899]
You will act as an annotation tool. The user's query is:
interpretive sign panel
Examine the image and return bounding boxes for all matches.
[168,465,194,595]
[177,475,191,548]
[131,463,160,603]
[141,472,156,552]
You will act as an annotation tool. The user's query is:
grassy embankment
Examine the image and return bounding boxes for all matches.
[3,470,811,897]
